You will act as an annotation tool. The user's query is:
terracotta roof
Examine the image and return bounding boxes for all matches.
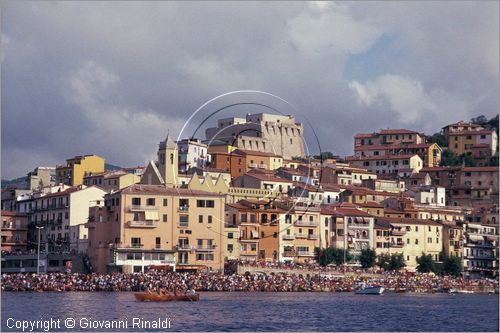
[321,205,374,217]
[1,210,27,217]
[354,133,377,139]
[292,182,324,192]
[244,170,293,183]
[462,167,498,172]
[320,183,343,192]
[374,219,392,229]
[379,129,419,135]
[347,154,420,161]
[443,121,481,128]
[378,217,442,226]
[449,129,496,136]
[232,149,282,158]
[358,201,383,208]
[121,184,224,197]
[355,143,437,151]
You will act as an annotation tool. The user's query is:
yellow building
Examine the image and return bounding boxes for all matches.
[380,217,443,269]
[87,184,225,273]
[56,155,105,186]
[83,170,141,192]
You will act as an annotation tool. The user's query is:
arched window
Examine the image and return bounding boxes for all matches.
[170,153,174,164]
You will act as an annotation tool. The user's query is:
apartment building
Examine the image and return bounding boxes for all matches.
[83,170,141,192]
[355,129,425,148]
[205,113,305,159]
[442,121,498,157]
[31,186,106,253]
[1,210,28,252]
[86,184,225,273]
[232,170,293,193]
[177,138,211,172]
[210,149,283,179]
[377,217,443,269]
[321,204,375,257]
[56,155,105,186]
[462,222,498,278]
[27,166,56,190]
[346,154,423,176]
[355,143,441,167]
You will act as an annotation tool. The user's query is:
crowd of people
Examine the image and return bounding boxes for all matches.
[234,260,382,274]
[1,270,497,293]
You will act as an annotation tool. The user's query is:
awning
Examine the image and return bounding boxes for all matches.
[251,230,259,238]
[145,211,159,220]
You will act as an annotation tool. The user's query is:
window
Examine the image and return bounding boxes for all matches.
[197,200,206,208]
[156,237,161,249]
[415,239,419,245]
[406,226,411,231]
[147,198,155,206]
[227,244,233,252]
[427,237,432,243]
[208,216,213,224]
[228,232,233,239]
[163,214,168,222]
[131,237,141,247]
[133,213,140,221]
[407,238,410,244]
[198,215,203,223]
[206,200,215,208]
[163,199,168,207]
[132,198,141,206]
[179,215,189,227]
[241,214,247,222]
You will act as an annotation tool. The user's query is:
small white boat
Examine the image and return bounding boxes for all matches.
[449,289,474,294]
[355,285,385,295]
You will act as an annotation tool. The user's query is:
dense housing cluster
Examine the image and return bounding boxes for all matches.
[1,113,498,279]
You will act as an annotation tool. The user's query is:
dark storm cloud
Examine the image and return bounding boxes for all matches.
[1,1,498,178]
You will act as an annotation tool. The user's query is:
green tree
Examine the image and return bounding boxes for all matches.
[427,133,448,148]
[487,114,499,131]
[315,247,353,266]
[471,115,488,127]
[442,254,462,276]
[441,150,460,166]
[359,248,376,268]
[377,253,392,270]
[389,253,406,271]
[416,253,435,273]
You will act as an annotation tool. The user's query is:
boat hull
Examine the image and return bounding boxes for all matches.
[355,286,385,295]
[134,292,200,302]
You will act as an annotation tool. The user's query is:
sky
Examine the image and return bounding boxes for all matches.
[1,1,499,179]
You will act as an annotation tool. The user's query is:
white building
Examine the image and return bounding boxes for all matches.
[177,139,211,172]
[31,185,106,253]
[347,154,423,176]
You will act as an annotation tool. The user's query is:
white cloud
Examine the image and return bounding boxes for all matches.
[349,74,470,133]
[287,2,381,56]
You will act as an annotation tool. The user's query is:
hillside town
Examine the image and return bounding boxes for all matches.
[1,112,498,283]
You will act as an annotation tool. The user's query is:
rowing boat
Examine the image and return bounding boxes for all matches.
[134,292,200,302]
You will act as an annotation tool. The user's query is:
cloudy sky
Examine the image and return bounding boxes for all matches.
[2,1,498,179]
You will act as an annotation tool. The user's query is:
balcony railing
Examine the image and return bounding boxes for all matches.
[391,230,406,236]
[178,206,189,212]
[128,220,158,228]
[282,251,296,257]
[391,242,404,247]
[295,233,308,239]
[240,250,257,256]
[130,243,144,248]
[1,238,27,245]
[197,245,216,251]
[128,205,158,211]
[177,244,191,251]
[282,235,295,240]
[248,163,257,168]
[295,220,319,227]
[308,234,319,240]
[297,251,311,256]
[258,164,267,169]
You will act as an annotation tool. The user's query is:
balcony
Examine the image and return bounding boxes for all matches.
[295,220,319,227]
[282,234,295,241]
[128,220,158,228]
[128,205,159,212]
[282,251,296,257]
[240,250,257,256]
[130,243,144,248]
[178,206,189,212]
[391,230,406,236]
[258,164,267,169]
[1,238,27,245]
[391,242,404,248]
[295,233,308,239]
[248,163,257,168]
[177,244,191,251]
[308,234,319,240]
[197,245,216,252]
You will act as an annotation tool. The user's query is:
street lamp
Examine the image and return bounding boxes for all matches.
[35,226,44,274]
